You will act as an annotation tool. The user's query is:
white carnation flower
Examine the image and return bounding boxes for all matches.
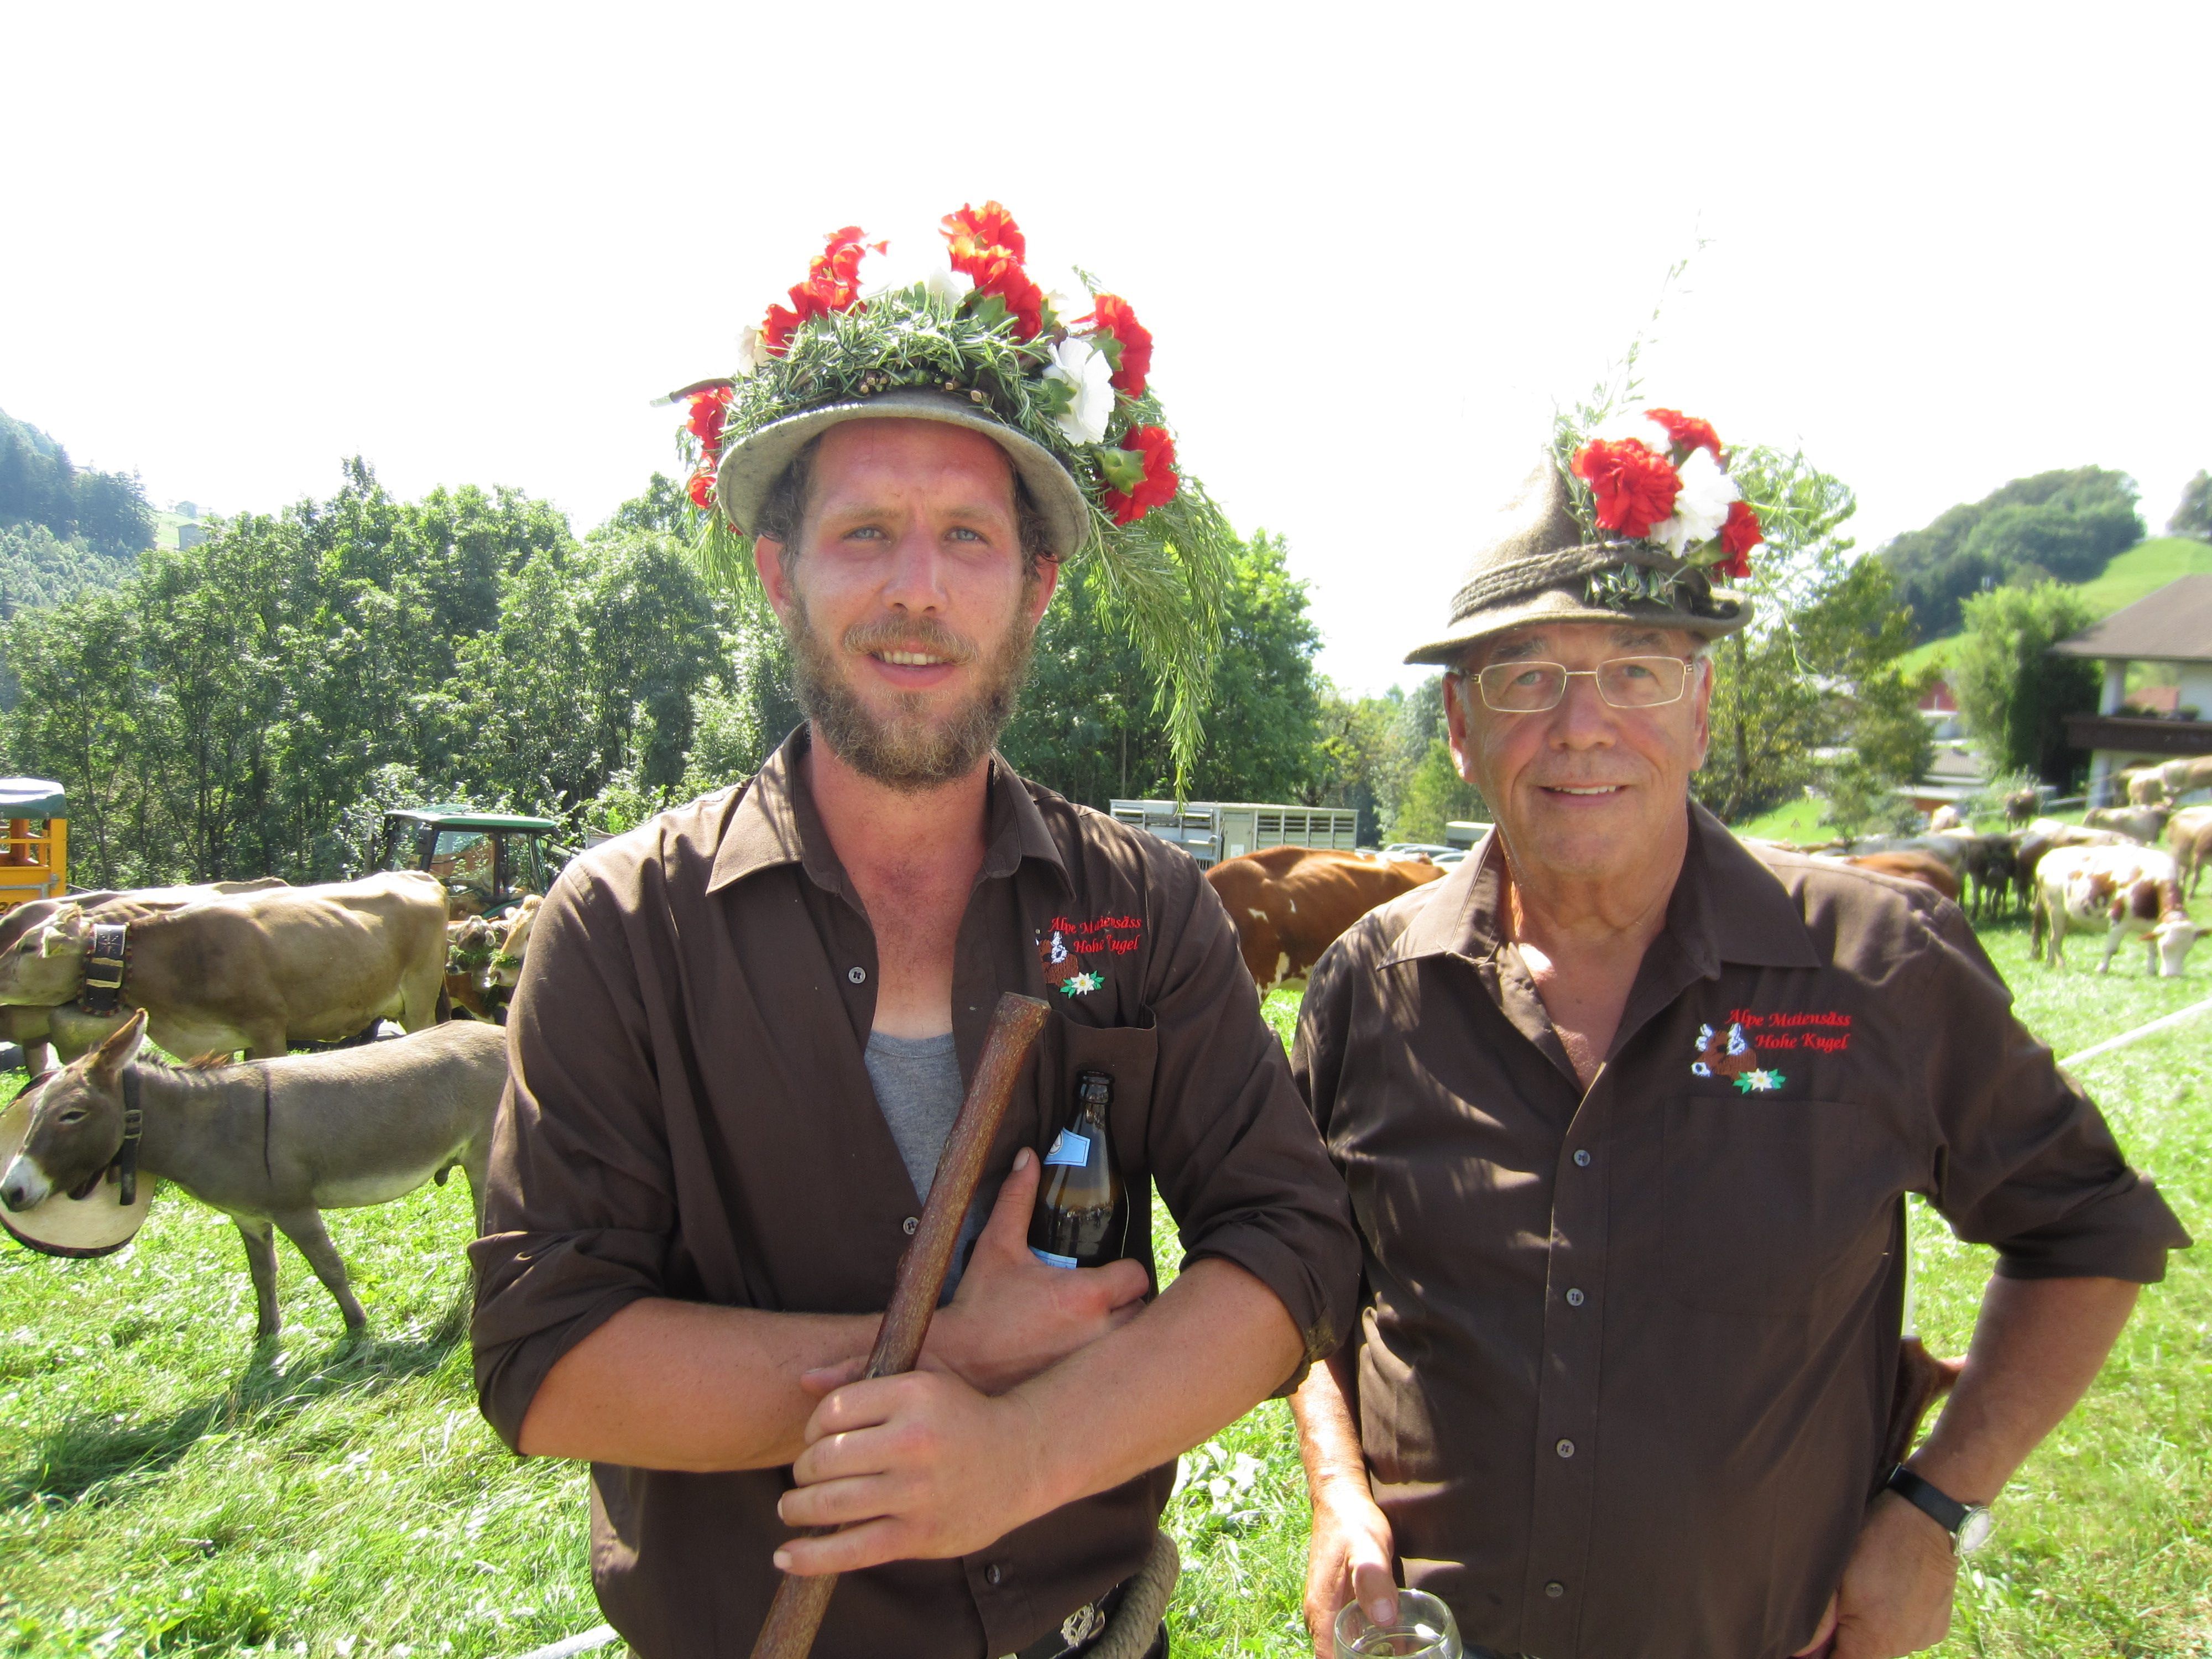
[1043,336,1115,445]
[1648,447,1739,557]
[733,326,767,378]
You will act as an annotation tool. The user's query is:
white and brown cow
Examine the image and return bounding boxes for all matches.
[1206,847,1445,994]
[2032,844,2200,975]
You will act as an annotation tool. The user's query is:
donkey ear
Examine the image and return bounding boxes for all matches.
[88,1008,149,1081]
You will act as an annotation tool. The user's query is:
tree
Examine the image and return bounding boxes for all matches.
[1696,449,1931,825]
[2170,471,2212,542]
[1306,684,1408,844]
[1880,467,2143,640]
[1393,735,1488,844]
[1950,582,2101,784]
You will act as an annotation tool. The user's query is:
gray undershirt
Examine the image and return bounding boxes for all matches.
[863,1029,987,1295]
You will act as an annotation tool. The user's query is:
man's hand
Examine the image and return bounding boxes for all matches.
[1302,1475,1399,1659]
[1793,1493,1958,1658]
[804,1150,1151,1399]
[775,1361,1048,1573]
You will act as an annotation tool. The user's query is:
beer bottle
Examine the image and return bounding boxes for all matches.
[1028,1069,1128,1268]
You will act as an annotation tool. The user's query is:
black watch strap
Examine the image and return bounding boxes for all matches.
[1885,1464,1968,1536]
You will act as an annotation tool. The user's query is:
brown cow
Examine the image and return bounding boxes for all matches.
[1840,851,1961,902]
[2083,804,2169,845]
[0,873,448,1058]
[1205,847,1444,993]
[2167,805,2212,900]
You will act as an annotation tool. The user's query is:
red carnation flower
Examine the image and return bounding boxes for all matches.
[1100,425,1179,526]
[970,249,1047,340]
[1714,499,1762,580]
[1572,439,1682,540]
[685,466,716,512]
[685,385,733,452]
[1085,294,1154,397]
[760,226,882,357]
[941,200,1026,276]
[1646,408,1723,460]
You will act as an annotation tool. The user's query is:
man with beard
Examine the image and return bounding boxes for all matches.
[471,211,1358,1659]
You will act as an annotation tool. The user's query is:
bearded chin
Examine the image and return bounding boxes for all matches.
[787,594,1037,792]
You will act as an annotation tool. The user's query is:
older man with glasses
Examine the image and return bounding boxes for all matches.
[1287,442,2187,1659]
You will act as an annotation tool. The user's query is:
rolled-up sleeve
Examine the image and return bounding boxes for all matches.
[1913,902,2191,1282]
[1139,851,1359,1384]
[469,866,677,1450]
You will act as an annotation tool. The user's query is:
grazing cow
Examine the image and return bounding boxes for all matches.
[2153,755,2212,797]
[1840,851,1961,902]
[484,893,544,994]
[444,916,503,1020]
[1206,847,1444,993]
[2083,804,2169,845]
[0,873,449,1059]
[2124,769,2169,807]
[2165,805,2212,900]
[1926,805,1964,833]
[2003,789,2041,828]
[0,1011,504,1339]
[1844,833,1972,884]
[1956,833,2020,920]
[2032,845,2200,975]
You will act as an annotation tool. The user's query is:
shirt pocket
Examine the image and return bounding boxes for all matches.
[1661,1095,1891,1318]
[1031,1009,1160,1274]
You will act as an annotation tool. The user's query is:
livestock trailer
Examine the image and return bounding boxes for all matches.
[1109,800,1359,869]
[0,778,67,915]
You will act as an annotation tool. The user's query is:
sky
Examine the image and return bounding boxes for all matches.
[4,3,2207,695]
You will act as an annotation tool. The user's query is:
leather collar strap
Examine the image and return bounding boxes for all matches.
[80,922,128,1016]
[114,1067,144,1207]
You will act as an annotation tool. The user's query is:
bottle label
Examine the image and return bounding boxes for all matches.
[1030,1247,1080,1269]
[1043,1129,1091,1168]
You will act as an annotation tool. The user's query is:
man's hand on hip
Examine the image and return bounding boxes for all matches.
[805,1149,1150,1400]
[775,1366,1048,1574]
[1302,1474,1399,1659]
[1795,1492,1958,1659]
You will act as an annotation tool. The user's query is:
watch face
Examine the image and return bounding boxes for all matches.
[1959,1506,1996,1554]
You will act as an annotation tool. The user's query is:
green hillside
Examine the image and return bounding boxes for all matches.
[1901,536,2212,675]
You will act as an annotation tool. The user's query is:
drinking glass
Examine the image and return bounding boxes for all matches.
[1332,1588,1463,1658]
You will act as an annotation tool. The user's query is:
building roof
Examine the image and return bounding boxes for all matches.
[2051,575,2212,663]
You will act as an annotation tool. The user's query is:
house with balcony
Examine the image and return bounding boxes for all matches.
[2051,575,2212,804]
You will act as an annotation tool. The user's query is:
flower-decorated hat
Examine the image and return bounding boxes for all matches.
[668,204,1236,785]
[1405,406,1765,665]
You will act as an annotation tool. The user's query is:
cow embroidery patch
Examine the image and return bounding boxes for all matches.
[1036,914,1143,997]
[1691,1021,1787,1092]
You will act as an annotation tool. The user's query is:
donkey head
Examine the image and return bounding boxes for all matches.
[0,1009,146,1212]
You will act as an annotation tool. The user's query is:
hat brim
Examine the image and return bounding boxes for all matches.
[714,388,1093,561]
[1404,581,1752,666]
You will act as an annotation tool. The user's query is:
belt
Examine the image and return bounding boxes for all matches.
[1010,1531,1178,1659]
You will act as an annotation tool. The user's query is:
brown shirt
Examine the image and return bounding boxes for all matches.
[1292,806,2188,1659]
[470,729,1358,1659]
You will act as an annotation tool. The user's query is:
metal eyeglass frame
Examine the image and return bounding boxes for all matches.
[1470,655,1700,714]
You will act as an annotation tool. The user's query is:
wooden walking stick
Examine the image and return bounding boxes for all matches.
[748,990,1052,1659]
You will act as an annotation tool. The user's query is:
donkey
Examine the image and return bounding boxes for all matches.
[0,1009,506,1340]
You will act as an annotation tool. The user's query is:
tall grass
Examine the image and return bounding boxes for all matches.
[3,929,2205,1657]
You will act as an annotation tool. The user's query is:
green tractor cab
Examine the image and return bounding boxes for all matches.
[376,807,567,919]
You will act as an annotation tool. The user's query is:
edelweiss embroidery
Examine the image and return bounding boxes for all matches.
[1036,913,1143,998]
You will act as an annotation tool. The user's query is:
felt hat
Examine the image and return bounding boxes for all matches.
[1405,446,1755,667]
[713,388,1091,560]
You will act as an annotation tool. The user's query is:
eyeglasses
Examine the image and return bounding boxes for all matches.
[1470,655,1695,713]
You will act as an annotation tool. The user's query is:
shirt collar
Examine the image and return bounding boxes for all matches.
[706,724,1069,896]
[1383,800,1820,974]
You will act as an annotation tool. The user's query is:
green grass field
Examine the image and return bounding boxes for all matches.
[3,953,2206,1658]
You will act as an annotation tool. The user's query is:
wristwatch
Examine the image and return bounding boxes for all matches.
[1885,1464,1995,1554]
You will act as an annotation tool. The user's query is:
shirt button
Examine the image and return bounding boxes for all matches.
[1556,1438,1575,1459]
[1573,1149,1592,1167]
[984,1563,1002,1586]
[848,966,867,984]
[1565,1288,1585,1307]
[902,1215,919,1235]
[1545,1580,1566,1599]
